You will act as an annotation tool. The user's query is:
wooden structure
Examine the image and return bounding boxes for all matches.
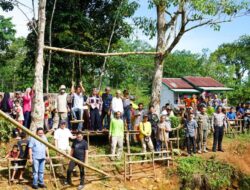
[0,109,109,177]
[226,119,243,137]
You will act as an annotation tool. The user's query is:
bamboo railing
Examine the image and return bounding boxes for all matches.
[0,110,109,177]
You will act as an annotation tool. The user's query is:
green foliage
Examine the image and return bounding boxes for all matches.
[0,16,15,51]
[0,0,14,12]
[22,0,139,93]
[0,37,28,92]
[177,156,235,190]
[169,116,180,128]
[0,117,15,142]
[206,106,215,116]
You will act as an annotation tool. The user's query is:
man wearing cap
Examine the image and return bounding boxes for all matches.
[139,113,154,155]
[54,120,76,154]
[52,85,69,130]
[111,90,124,116]
[71,81,86,131]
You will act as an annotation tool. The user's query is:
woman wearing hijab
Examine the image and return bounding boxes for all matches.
[0,92,13,114]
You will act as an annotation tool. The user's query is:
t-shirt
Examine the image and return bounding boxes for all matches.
[54,128,73,150]
[139,121,152,139]
[14,105,24,121]
[123,98,130,109]
[23,95,32,113]
[184,119,198,137]
[109,118,124,137]
[28,136,48,159]
[157,121,172,141]
[72,93,84,109]
[111,97,124,113]
[72,139,88,161]
[56,93,68,113]
[18,139,29,158]
[102,93,112,112]
[134,109,145,125]
[227,112,236,120]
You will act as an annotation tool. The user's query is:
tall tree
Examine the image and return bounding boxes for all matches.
[30,0,47,132]
[136,0,249,114]
[22,0,139,92]
[210,35,250,83]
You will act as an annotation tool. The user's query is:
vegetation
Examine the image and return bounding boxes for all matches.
[0,117,15,142]
[177,156,235,190]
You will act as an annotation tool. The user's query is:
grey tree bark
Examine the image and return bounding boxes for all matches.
[30,0,47,132]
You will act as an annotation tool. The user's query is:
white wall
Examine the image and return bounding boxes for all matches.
[160,85,174,109]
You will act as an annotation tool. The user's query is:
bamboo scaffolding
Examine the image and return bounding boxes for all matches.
[44,46,162,57]
[0,110,109,177]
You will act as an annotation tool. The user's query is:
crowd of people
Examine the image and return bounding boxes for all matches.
[0,83,250,189]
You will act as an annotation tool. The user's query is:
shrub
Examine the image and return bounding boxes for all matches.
[169,116,181,128]
[0,117,15,142]
[177,156,234,190]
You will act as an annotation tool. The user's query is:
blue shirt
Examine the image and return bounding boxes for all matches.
[184,119,198,137]
[28,136,48,159]
[227,112,236,120]
[102,93,112,111]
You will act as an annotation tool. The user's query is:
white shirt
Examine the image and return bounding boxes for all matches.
[56,93,68,112]
[111,97,124,113]
[72,93,83,109]
[54,128,73,150]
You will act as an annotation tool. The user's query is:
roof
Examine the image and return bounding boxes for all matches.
[162,78,194,89]
[198,87,233,91]
[183,76,224,87]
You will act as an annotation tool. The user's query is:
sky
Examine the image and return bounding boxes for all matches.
[1,0,250,53]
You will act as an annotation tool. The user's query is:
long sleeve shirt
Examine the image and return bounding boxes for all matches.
[139,121,152,139]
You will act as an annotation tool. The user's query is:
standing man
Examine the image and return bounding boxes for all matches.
[101,87,113,129]
[243,102,250,131]
[71,81,86,131]
[111,90,124,116]
[65,132,88,190]
[148,105,159,148]
[196,107,210,153]
[54,120,75,154]
[52,85,69,131]
[87,88,102,131]
[29,128,49,189]
[109,111,124,160]
[184,112,198,156]
[212,106,227,152]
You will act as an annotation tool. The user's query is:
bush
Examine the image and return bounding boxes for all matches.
[169,116,181,128]
[177,156,234,190]
[0,117,15,142]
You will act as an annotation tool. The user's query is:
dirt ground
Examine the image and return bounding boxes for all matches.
[0,134,250,190]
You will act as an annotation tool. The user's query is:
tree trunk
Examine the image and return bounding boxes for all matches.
[46,0,57,93]
[150,3,166,115]
[30,0,47,133]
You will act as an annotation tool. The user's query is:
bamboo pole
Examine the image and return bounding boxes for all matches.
[0,110,109,177]
[44,46,162,57]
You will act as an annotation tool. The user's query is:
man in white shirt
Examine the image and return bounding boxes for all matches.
[111,90,124,116]
[54,120,75,154]
[52,85,69,130]
[71,81,85,131]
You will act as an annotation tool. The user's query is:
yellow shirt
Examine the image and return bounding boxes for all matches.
[139,121,152,140]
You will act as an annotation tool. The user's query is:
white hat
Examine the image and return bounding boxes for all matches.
[59,85,66,91]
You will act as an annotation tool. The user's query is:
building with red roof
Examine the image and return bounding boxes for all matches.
[161,76,232,107]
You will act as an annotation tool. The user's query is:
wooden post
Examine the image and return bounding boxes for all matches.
[87,131,90,149]
[177,127,180,150]
[49,153,59,189]
[0,110,109,177]
[8,159,11,185]
[124,153,127,182]
[152,152,156,179]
